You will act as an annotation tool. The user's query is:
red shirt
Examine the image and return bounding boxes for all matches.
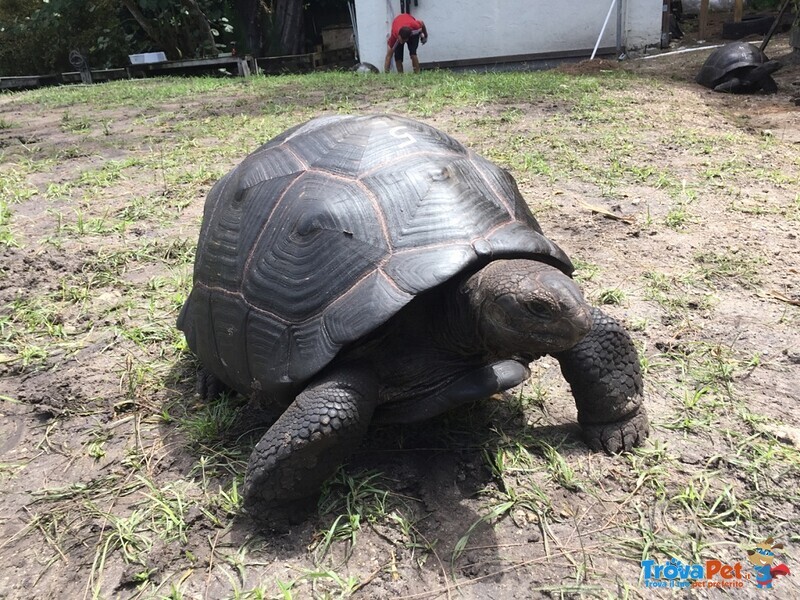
[388,14,423,47]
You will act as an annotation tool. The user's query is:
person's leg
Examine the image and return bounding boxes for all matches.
[408,34,420,73]
[384,46,393,73]
[394,42,405,73]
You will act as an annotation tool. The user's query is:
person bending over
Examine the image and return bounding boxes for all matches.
[384,13,428,74]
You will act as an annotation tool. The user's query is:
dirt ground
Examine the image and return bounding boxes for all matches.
[1,13,799,600]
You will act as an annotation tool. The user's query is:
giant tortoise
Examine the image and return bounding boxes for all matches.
[696,41,781,94]
[177,114,649,521]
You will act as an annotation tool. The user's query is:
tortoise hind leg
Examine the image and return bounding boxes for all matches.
[243,365,377,525]
[553,307,649,454]
[197,367,233,401]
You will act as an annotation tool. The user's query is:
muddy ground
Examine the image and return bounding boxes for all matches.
[1,15,799,600]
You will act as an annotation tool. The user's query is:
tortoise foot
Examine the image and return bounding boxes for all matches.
[196,368,231,401]
[245,496,318,532]
[582,408,649,454]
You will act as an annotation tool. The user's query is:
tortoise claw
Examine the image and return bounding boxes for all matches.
[581,408,649,454]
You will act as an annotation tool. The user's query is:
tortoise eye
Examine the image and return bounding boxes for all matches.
[525,300,552,318]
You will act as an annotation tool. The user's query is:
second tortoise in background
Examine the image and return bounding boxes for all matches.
[696,41,782,93]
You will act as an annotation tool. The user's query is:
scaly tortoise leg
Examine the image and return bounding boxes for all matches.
[243,365,378,525]
[553,307,649,453]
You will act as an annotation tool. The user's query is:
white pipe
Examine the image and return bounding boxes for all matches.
[638,43,725,60]
[348,1,359,59]
[591,0,617,60]
[638,39,772,61]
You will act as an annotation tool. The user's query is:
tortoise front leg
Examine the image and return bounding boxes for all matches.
[374,360,530,424]
[713,78,743,93]
[243,366,377,525]
[757,74,778,94]
[746,62,781,94]
[553,307,648,453]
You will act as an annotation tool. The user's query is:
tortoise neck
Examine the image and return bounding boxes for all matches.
[434,275,495,359]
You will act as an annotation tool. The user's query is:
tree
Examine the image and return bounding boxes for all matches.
[234,0,267,57]
[0,0,350,75]
[269,0,350,56]
[120,0,220,59]
[120,0,180,57]
[273,0,304,55]
[0,0,129,76]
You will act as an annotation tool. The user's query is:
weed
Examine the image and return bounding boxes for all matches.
[596,287,626,306]
[538,441,583,491]
[179,392,241,446]
[60,111,92,132]
[293,569,360,598]
[0,168,37,202]
[571,258,601,283]
[671,477,752,532]
[0,199,17,246]
[315,470,393,563]
[662,386,721,432]
[0,461,25,481]
[137,476,191,544]
[641,270,715,316]
[694,248,762,289]
[625,442,674,499]
[475,439,555,556]
[208,479,243,518]
[45,181,74,200]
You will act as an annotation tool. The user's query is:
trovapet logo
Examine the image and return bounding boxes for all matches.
[641,538,790,590]
[746,538,791,589]
[641,558,747,589]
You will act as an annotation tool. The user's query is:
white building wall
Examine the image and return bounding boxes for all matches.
[354,1,661,71]
[625,1,664,51]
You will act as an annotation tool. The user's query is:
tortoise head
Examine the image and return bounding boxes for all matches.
[461,258,592,357]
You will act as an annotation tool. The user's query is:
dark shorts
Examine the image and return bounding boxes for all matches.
[394,34,420,62]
